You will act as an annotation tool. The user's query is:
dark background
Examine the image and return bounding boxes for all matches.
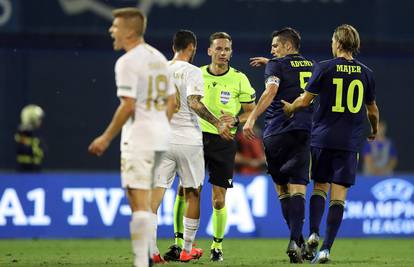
[1,0,413,171]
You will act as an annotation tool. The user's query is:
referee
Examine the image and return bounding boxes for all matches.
[200,32,256,262]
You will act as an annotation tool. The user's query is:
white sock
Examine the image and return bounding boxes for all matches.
[183,217,200,253]
[148,212,160,257]
[130,211,150,267]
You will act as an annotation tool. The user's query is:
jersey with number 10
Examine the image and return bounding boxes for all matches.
[263,54,313,139]
[305,57,376,152]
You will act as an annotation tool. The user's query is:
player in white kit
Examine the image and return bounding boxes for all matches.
[88,8,176,267]
[147,30,232,263]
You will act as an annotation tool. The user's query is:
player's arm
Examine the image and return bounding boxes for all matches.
[166,94,176,121]
[188,95,232,140]
[88,97,135,156]
[249,57,270,67]
[281,91,316,118]
[366,101,379,141]
[243,82,278,140]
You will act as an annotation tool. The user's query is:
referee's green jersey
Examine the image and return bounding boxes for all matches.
[200,65,256,135]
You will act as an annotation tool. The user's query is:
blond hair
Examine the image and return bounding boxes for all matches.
[333,24,360,54]
[112,7,147,36]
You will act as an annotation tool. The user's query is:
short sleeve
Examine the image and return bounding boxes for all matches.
[264,60,282,87]
[239,73,256,103]
[115,58,138,99]
[365,71,376,104]
[186,68,204,97]
[305,62,324,95]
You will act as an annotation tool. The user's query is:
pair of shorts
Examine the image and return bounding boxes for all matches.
[154,144,205,189]
[310,147,358,187]
[120,150,164,190]
[263,130,310,185]
[203,132,237,188]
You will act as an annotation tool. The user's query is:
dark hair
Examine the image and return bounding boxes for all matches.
[272,27,301,51]
[173,30,197,51]
[209,32,232,45]
[333,24,360,54]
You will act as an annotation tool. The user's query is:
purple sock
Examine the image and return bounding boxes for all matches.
[321,200,345,251]
[289,193,305,244]
[309,190,327,235]
[279,193,290,229]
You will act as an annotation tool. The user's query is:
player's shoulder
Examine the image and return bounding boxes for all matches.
[229,66,249,80]
[315,58,338,72]
[354,58,374,74]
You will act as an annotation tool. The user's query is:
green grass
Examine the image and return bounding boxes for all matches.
[0,238,413,266]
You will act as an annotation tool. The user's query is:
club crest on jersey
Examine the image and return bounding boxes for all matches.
[220,91,231,104]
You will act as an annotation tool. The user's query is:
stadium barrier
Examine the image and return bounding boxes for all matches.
[0,173,413,238]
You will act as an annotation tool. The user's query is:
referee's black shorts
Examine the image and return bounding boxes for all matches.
[203,132,237,188]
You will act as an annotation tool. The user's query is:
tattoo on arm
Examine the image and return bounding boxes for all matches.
[187,95,219,126]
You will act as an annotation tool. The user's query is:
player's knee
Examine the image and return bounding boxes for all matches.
[184,187,200,200]
[314,182,329,193]
[212,197,225,209]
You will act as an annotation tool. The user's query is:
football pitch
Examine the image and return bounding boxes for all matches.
[0,238,413,267]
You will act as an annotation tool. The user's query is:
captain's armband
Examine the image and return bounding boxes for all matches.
[265,75,280,87]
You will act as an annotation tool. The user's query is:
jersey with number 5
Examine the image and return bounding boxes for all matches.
[305,57,376,152]
[116,44,175,152]
[263,54,314,139]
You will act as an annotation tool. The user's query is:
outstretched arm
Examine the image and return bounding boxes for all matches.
[249,57,270,67]
[88,97,135,156]
[281,91,316,118]
[243,83,278,140]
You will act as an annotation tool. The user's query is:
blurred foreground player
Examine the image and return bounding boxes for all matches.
[88,7,176,267]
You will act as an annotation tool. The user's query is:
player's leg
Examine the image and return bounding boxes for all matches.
[274,183,290,229]
[305,147,333,260]
[162,185,185,262]
[179,187,203,261]
[263,135,291,231]
[121,151,158,267]
[312,150,357,264]
[305,182,329,260]
[148,187,166,263]
[175,145,204,262]
[173,185,186,248]
[126,189,151,267]
[283,130,310,263]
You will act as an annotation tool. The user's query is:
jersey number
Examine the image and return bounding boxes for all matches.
[299,72,312,90]
[332,78,364,113]
[146,74,168,111]
[174,84,181,113]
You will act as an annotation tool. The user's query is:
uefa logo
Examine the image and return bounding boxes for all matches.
[371,179,414,202]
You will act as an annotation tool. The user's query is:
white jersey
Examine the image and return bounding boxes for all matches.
[116,44,175,152]
[168,60,204,146]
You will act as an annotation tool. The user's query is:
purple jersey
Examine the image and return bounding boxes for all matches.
[263,54,314,139]
[306,57,376,152]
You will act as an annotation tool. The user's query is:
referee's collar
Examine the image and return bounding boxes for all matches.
[207,65,230,76]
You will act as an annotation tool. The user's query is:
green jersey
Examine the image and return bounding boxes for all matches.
[200,65,256,134]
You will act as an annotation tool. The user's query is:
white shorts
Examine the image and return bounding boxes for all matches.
[121,150,164,190]
[154,144,205,189]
